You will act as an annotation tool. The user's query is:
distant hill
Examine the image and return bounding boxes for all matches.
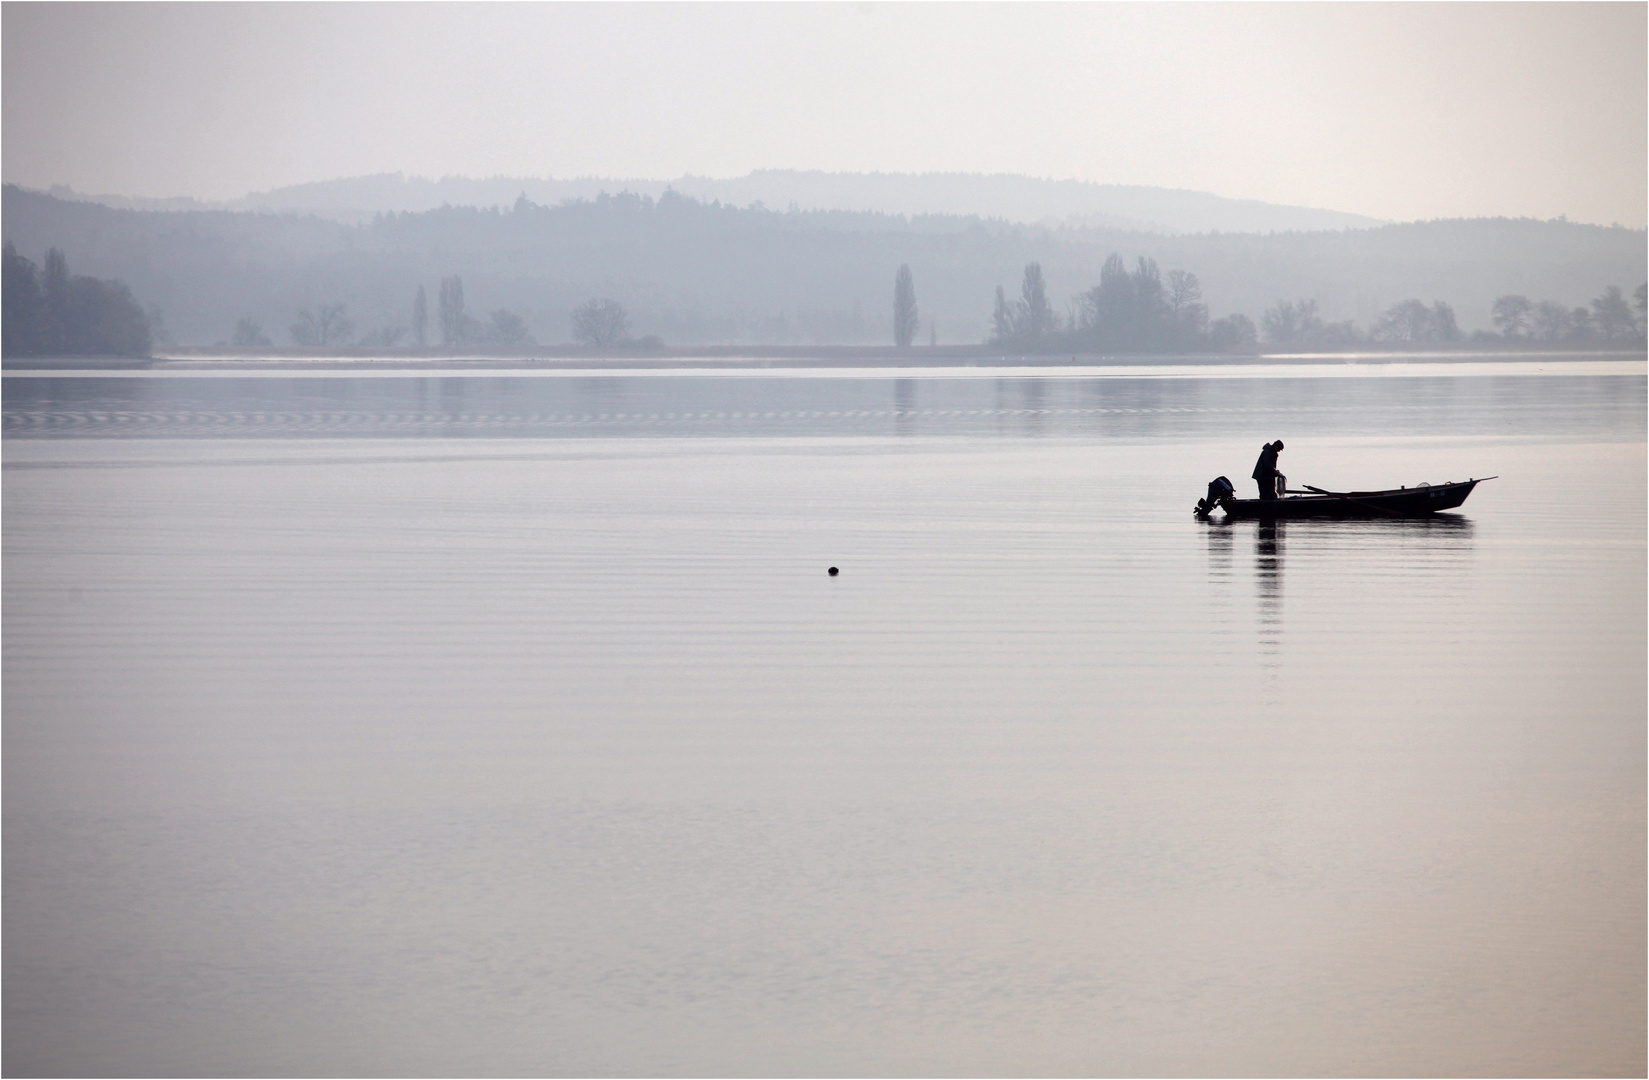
[46,170,1386,235]
[662,172,1388,235]
[3,184,1641,348]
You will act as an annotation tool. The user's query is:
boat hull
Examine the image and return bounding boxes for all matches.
[1220,479,1480,518]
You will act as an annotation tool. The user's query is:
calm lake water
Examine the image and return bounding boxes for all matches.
[5,360,1645,1076]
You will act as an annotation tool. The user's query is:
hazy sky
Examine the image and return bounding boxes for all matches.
[4,2,1645,226]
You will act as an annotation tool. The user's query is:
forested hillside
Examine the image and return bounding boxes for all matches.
[3,184,1642,348]
[49,170,1388,233]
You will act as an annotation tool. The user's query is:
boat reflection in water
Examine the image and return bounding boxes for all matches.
[1203,513,1477,683]
[1256,520,1284,670]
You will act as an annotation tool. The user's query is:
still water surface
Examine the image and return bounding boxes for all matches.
[4,365,1644,1075]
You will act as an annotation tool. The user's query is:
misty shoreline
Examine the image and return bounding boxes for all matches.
[7,184,1643,352]
[4,345,1643,374]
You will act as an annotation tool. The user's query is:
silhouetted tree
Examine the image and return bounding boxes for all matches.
[291,304,353,347]
[990,252,1252,353]
[1491,295,1533,338]
[1018,262,1055,339]
[989,263,1061,346]
[41,247,70,354]
[1,243,149,357]
[62,277,148,355]
[485,308,533,346]
[1166,270,1208,338]
[1315,320,1364,346]
[571,298,629,347]
[1635,284,1648,335]
[439,276,467,345]
[413,285,428,347]
[1075,255,1173,350]
[231,318,271,347]
[991,286,1014,344]
[1431,303,1459,341]
[1261,298,1325,346]
[1530,300,1574,342]
[3,241,44,356]
[892,264,919,347]
[145,304,172,348]
[1590,285,1636,341]
[1372,299,1459,344]
[1208,313,1257,351]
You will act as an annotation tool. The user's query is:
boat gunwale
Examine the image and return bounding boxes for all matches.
[1275,478,1477,501]
[1215,478,1483,517]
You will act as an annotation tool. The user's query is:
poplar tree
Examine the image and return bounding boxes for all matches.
[1018,262,1054,339]
[893,264,919,347]
[439,276,466,345]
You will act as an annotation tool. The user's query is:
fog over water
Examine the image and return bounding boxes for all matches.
[4,1,1645,1074]
[4,361,1643,1075]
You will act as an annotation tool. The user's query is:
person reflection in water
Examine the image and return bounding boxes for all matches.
[1252,439,1285,500]
[1256,519,1284,672]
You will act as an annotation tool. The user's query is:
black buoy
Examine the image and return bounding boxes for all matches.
[827,566,839,576]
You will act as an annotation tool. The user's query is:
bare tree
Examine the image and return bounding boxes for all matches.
[892,264,919,348]
[571,298,629,347]
[1261,301,1298,344]
[231,318,270,347]
[1261,298,1323,345]
[1165,270,1208,336]
[413,285,428,347]
[1491,294,1532,338]
[1530,300,1573,342]
[1064,297,1085,333]
[1165,270,1201,318]
[291,303,353,347]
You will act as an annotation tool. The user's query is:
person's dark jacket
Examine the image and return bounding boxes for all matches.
[1252,442,1280,481]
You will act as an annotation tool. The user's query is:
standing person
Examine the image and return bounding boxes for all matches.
[1252,439,1285,500]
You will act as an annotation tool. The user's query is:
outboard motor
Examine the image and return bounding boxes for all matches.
[1195,476,1234,518]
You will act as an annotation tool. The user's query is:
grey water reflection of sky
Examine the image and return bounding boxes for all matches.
[3,3,1644,226]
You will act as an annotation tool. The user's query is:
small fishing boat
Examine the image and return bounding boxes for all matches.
[1201,477,1493,518]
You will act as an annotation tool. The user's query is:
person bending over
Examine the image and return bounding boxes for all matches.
[1252,439,1285,500]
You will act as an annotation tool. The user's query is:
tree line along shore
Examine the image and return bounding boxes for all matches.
[5,242,1643,362]
[3,184,1645,358]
